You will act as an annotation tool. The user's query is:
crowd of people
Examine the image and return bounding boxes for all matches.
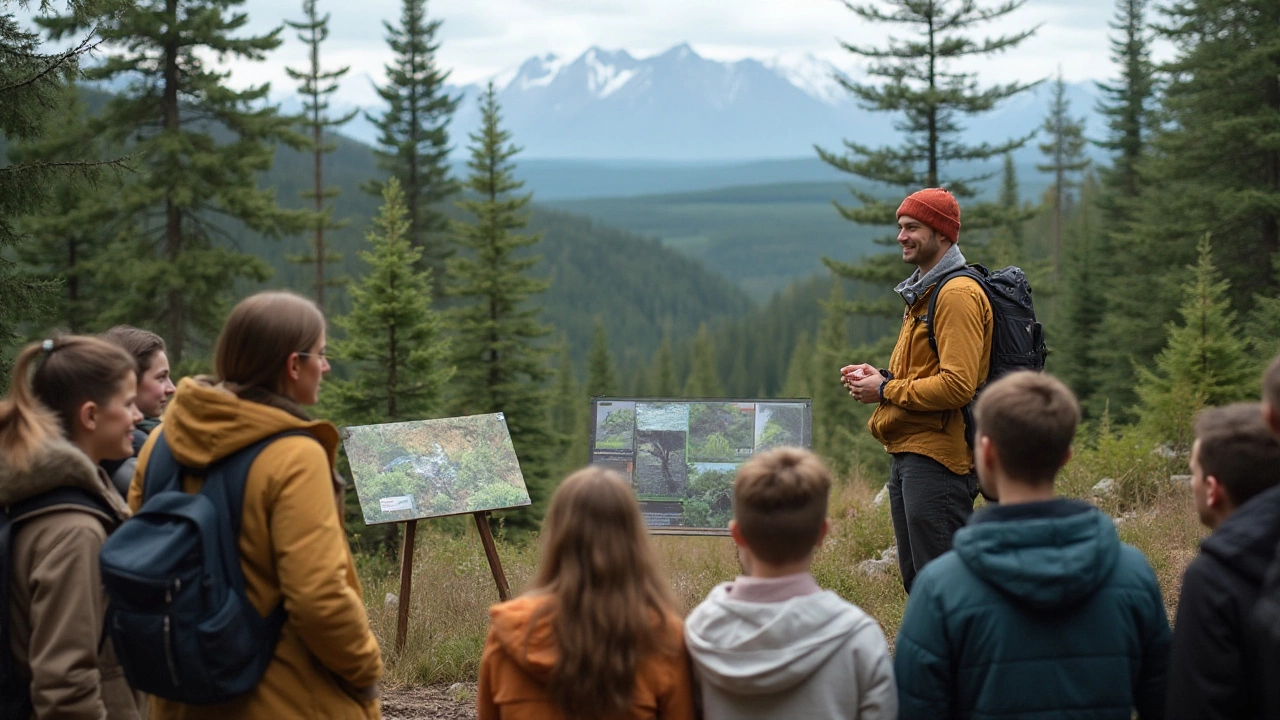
[2,188,1279,720]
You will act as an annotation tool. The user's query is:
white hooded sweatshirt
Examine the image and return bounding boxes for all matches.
[684,581,897,720]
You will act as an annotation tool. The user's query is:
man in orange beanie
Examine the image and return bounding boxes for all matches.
[841,188,993,593]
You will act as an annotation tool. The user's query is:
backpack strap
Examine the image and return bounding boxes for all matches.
[923,264,991,450]
[141,430,185,502]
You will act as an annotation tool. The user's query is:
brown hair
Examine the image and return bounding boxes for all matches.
[1195,403,1280,507]
[530,467,678,720]
[214,291,324,420]
[973,371,1080,484]
[0,336,136,469]
[733,447,831,564]
[1265,355,1280,411]
[100,325,166,378]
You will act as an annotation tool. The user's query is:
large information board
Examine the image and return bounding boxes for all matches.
[589,398,812,535]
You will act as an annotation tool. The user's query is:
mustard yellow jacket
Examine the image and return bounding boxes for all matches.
[869,276,993,475]
[129,378,383,720]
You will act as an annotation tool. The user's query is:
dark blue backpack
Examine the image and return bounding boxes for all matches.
[100,430,306,704]
[2,488,115,718]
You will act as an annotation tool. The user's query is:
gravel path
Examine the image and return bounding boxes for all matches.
[381,684,477,719]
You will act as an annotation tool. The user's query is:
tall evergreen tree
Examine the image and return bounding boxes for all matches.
[817,0,1040,319]
[651,334,679,397]
[810,283,863,475]
[1,0,125,376]
[446,83,553,527]
[1094,0,1156,211]
[683,324,724,398]
[548,338,587,477]
[285,0,356,311]
[324,178,450,426]
[984,153,1026,267]
[1135,236,1256,450]
[586,318,619,398]
[366,0,458,296]
[43,0,310,363]
[1054,173,1106,406]
[781,331,814,398]
[1037,72,1091,280]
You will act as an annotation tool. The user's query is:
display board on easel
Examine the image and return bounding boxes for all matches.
[589,397,812,536]
[342,412,529,651]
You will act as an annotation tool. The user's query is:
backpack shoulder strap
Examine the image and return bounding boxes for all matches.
[925,264,989,356]
[142,430,186,502]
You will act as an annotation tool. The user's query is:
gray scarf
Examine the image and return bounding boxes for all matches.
[895,243,967,307]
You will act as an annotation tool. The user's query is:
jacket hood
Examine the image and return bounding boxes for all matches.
[1200,484,1280,585]
[0,438,131,521]
[488,595,561,682]
[683,584,874,695]
[954,501,1119,610]
[161,377,339,469]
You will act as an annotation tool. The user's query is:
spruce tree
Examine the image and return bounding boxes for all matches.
[1036,72,1090,281]
[324,178,450,426]
[1054,173,1105,406]
[683,324,724,398]
[817,0,1040,319]
[1135,236,1256,450]
[810,283,863,475]
[446,83,553,527]
[1094,0,1156,210]
[586,318,619,398]
[781,331,813,398]
[651,334,679,397]
[984,153,1026,267]
[285,0,356,311]
[366,0,458,296]
[548,338,586,477]
[43,0,310,363]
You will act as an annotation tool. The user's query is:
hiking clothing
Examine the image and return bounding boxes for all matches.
[723,571,821,602]
[873,244,992,476]
[887,452,978,592]
[895,498,1171,719]
[477,594,696,720]
[129,378,382,720]
[1,439,143,720]
[1168,484,1280,720]
[685,580,896,720]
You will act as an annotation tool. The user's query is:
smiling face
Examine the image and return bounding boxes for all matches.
[77,373,144,464]
[136,350,176,418]
[897,214,947,271]
[283,330,330,406]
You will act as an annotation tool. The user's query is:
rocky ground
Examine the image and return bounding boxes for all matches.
[381,684,477,719]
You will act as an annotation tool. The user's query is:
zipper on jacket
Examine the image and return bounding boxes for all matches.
[163,586,180,687]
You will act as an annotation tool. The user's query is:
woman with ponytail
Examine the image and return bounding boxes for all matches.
[477,467,697,720]
[128,291,382,719]
[0,335,146,719]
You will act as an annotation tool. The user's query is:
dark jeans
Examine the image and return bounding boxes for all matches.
[887,452,978,594]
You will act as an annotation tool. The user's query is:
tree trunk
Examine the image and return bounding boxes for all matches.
[163,0,183,361]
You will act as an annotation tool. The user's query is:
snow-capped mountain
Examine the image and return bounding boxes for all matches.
[341,43,1098,161]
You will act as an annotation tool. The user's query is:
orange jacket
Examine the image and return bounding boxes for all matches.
[869,276,992,474]
[129,378,383,719]
[477,595,697,720]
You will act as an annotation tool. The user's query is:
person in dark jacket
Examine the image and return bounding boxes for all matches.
[99,325,175,495]
[894,371,1171,720]
[1168,402,1280,719]
[1254,356,1280,720]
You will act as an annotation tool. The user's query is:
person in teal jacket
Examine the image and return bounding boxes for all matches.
[894,372,1171,719]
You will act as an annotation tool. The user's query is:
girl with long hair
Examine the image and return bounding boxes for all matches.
[0,335,145,718]
[477,467,696,720]
[128,291,382,719]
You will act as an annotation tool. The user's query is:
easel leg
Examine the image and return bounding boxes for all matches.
[473,511,511,601]
[395,519,417,653]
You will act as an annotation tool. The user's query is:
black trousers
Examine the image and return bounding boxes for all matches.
[887,452,978,593]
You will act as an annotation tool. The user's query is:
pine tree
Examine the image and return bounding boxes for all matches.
[586,318,619,398]
[1135,236,1256,450]
[984,153,1027,267]
[1,0,126,376]
[285,0,357,312]
[324,178,450,426]
[43,0,310,363]
[810,283,863,475]
[817,0,1040,320]
[1036,72,1091,281]
[548,338,587,477]
[1094,0,1156,211]
[446,83,553,527]
[1054,173,1105,407]
[651,334,679,397]
[781,331,813,398]
[366,0,459,296]
[683,324,724,398]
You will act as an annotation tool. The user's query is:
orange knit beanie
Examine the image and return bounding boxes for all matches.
[896,188,961,243]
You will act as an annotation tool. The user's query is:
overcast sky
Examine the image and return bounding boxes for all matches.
[60,0,1174,108]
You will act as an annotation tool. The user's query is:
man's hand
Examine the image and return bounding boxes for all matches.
[841,364,885,404]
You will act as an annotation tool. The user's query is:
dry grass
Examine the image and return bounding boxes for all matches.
[360,458,1204,687]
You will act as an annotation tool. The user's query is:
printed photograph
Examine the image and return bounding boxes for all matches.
[635,401,690,432]
[343,413,530,525]
[754,402,807,451]
[687,402,755,462]
[682,462,737,528]
[594,401,636,450]
[635,429,688,498]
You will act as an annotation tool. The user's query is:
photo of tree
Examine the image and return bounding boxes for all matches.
[343,413,530,525]
[755,403,807,451]
[687,402,755,462]
[682,462,736,528]
[635,430,688,497]
[594,401,635,450]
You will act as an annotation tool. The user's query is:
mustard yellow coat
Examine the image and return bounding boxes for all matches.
[869,276,993,475]
[129,378,383,720]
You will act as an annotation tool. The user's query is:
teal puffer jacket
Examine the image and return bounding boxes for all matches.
[894,499,1171,720]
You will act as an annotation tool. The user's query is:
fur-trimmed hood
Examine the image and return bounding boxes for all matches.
[0,438,131,522]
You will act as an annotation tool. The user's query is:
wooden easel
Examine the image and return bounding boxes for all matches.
[393,511,511,653]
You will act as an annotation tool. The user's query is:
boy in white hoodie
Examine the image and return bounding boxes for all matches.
[684,447,898,719]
